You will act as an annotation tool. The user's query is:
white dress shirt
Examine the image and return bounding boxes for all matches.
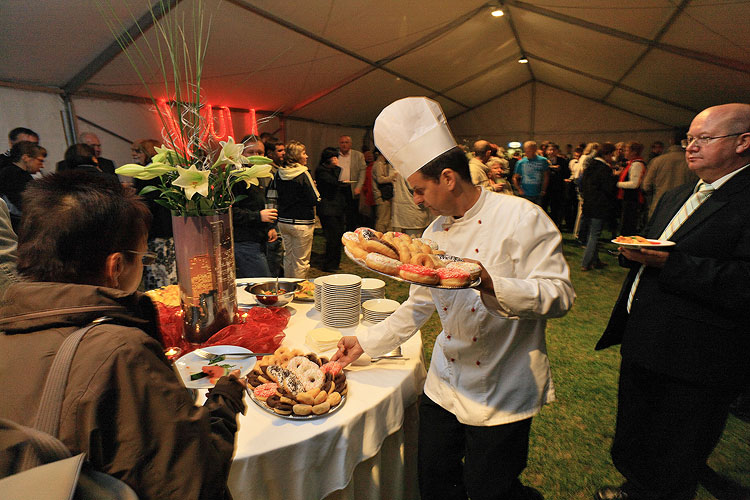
[357,189,575,425]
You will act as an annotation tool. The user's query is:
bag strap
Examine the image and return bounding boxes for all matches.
[20,317,111,470]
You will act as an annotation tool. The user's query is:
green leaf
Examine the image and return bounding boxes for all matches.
[139,185,161,196]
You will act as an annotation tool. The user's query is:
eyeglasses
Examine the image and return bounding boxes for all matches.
[681,131,748,149]
[126,250,157,265]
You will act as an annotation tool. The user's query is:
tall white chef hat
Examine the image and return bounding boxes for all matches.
[374,97,457,178]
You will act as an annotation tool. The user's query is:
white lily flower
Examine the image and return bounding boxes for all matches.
[172,165,211,199]
[214,136,250,168]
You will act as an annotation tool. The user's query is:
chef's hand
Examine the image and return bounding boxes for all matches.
[331,336,364,367]
[463,258,495,296]
[619,247,669,268]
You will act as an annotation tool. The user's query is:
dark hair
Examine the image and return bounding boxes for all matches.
[17,172,152,285]
[627,141,644,156]
[419,147,471,183]
[319,147,339,168]
[62,143,96,170]
[595,142,616,159]
[9,141,46,163]
[9,127,38,142]
[264,139,283,156]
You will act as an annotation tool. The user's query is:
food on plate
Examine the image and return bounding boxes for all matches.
[399,263,440,285]
[199,365,230,384]
[360,237,400,260]
[247,348,347,418]
[410,253,436,268]
[614,235,656,244]
[365,252,402,276]
[145,284,180,306]
[253,383,278,401]
[437,267,472,287]
[415,238,439,250]
[342,232,369,260]
[294,280,315,300]
[305,327,342,352]
[446,261,482,281]
[355,227,382,239]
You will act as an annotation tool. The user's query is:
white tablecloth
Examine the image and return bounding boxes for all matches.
[224,282,427,500]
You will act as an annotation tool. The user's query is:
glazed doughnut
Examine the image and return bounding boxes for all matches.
[341,231,359,245]
[253,383,278,401]
[326,391,342,407]
[344,240,369,261]
[287,355,315,374]
[410,253,435,268]
[313,390,328,405]
[382,232,397,246]
[362,238,399,260]
[399,264,440,285]
[312,401,331,415]
[365,253,402,276]
[295,391,315,405]
[447,261,482,281]
[273,406,293,416]
[426,254,446,268]
[437,267,471,287]
[298,366,325,392]
[396,244,412,264]
[293,404,313,416]
[415,238,439,251]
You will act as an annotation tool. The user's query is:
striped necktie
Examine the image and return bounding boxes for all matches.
[626,182,715,312]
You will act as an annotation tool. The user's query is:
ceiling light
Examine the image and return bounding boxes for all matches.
[491,8,504,17]
[518,56,528,64]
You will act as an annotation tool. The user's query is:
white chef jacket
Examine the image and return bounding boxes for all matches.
[357,189,575,425]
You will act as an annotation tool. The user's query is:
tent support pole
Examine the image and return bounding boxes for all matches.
[61,94,78,147]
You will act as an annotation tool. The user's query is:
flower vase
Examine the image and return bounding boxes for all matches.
[172,210,238,343]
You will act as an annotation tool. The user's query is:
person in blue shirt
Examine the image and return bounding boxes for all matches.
[513,141,550,205]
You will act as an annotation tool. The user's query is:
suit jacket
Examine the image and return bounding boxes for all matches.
[597,166,750,388]
[346,150,366,196]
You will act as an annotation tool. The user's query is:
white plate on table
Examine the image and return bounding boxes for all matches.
[175,345,257,389]
[610,238,676,250]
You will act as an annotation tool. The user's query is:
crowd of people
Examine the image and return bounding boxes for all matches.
[0,100,748,500]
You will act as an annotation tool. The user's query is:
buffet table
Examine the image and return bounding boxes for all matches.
[221,281,427,500]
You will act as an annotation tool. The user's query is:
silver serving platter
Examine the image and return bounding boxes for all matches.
[344,248,480,289]
[247,389,347,420]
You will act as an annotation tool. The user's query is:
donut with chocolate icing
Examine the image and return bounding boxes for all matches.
[398,263,439,285]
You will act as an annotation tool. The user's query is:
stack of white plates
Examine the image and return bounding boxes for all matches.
[361,298,400,324]
[314,276,327,311]
[321,274,362,328]
[360,278,386,304]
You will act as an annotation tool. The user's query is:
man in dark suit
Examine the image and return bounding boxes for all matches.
[594,103,750,500]
[79,132,116,176]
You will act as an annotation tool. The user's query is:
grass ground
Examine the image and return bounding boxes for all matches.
[306,230,749,499]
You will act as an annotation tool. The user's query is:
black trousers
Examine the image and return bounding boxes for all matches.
[612,359,739,500]
[319,214,345,271]
[418,395,532,500]
[344,192,359,232]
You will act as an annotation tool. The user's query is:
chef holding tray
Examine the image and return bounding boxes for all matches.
[333,97,575,500]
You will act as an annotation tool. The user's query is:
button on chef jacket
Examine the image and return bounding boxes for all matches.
[358,189,575,426]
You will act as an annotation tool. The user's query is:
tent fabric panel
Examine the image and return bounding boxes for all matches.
[83,0,371,113]
[510,7,647,82]
[288,68,429,126]
[0,86,67,164]
[449,83,534,141]
[621,49,750,112]
[443,63,530,108]
[236,0,488,63]
[385,13,518,92]
[533,83,667,135]
[606,88,696,128]
[521,0,678,40]
[660,3,750,64]
[531,60,612,101]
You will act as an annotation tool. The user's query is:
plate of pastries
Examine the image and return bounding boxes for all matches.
[342,228,481,289]
[246,346,347,419]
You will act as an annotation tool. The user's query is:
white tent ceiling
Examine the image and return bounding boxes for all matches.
[2,0,749,144]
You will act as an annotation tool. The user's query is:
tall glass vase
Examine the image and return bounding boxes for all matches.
[172,209,238,344]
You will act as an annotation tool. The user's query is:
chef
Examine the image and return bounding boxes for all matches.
[332,97,575,500]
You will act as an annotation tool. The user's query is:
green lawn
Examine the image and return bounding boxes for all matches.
[307,230,749,499]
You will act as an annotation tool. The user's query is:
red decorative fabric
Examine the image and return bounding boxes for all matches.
[157,303,290,357]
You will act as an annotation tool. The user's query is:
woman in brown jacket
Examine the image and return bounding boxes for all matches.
[0,172,245,500]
